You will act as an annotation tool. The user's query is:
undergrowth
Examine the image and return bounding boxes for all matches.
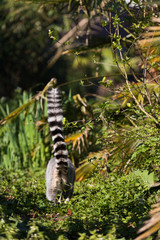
[0,168,158,240]
[0,88,160,239]
[0,90,50,169]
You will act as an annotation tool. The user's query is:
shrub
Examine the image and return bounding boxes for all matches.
[0,168,157,239]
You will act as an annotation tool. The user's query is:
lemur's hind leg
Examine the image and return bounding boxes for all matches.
[63,185,74,204]
[46,188,57,206]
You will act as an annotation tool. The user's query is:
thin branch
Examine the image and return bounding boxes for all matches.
[121,52,159,124]
[0,78,56,126]
[55,18,88,49]
[116,23,159,125]
[47,18,88,68]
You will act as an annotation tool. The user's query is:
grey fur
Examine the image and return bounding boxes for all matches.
[46,88,75,205]
[46,157,75,205]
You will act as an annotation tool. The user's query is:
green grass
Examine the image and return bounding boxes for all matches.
[0,91,50,169]
[0,168,158,240]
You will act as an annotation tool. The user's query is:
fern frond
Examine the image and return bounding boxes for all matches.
[76,150,110,181]
[65,127,90,154]
[136,194,160,240]
[114,82,160,107]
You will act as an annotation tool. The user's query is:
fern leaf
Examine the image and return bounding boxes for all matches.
[136,195,160,240]
[76,150,109,181]
[65,127,89,154]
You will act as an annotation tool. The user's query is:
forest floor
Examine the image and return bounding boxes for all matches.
[0,168,159,239]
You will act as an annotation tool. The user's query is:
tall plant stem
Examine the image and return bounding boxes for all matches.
[111,20,160,126]
[119,50,159,125]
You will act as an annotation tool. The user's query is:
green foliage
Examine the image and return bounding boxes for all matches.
[0,168,157,239]
[130,127,160,169]
[67,89,160,180]
[109,124,160,174]
[1,0,160,239]
[0,90,50,169]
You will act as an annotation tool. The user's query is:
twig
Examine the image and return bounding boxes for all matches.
[121,52,159,124]
[0,78,56,126]
[48,18,88,68]
[115,23,159,125]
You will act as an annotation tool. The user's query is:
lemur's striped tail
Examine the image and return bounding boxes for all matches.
[47,88,68,159]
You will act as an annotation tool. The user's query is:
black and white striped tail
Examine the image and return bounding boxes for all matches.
[47,88,68,159]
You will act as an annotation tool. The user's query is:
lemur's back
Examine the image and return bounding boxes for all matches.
[46,88,75,205]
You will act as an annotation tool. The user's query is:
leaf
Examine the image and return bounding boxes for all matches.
[65,127,90,154]
[0,78,56,126]
[67,208,72,216]
[136,196,160,240]
[76,150,109,181]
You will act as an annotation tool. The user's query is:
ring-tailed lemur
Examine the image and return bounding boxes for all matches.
[46,88,75,205]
